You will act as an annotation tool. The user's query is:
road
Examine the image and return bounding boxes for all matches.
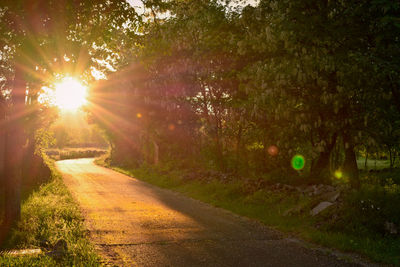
[56,158,364,266]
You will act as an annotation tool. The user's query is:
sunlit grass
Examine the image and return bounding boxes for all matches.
[357,157,391,170]
[0,157,100,266]
[46,147,107,160]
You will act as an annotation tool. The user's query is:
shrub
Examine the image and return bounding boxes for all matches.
[327,183,400,236]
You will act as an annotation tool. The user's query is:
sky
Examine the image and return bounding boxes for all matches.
[126,0,260,15]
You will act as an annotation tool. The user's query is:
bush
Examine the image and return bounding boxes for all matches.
[59,150,106,160]
[46,149,106,160]
[327,183,400,236]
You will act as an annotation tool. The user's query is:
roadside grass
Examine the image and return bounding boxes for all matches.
[0,157,100,266]
[357,157,391,170]
[99,160,400,266]
[46,147,107,161]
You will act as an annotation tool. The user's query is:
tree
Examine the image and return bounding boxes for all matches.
[88,0,399,190]
[0,0,140,243]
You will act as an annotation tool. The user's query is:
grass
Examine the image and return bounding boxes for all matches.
[98,159,400,266]
[357,157,391,170]
[0,157,101,266]
[46,147,107,160]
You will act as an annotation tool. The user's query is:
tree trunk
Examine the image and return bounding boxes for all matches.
[389,75,400,114]
[0,102,5,222]
[389,148,393,169]
[3,63,26,231]
[310,132,338,181]
[0,121,5,246]
[310,150,331,181]
[343,131,360,189]
[214,119,225,171]
[234,120,243,174]
[152,140,159,165]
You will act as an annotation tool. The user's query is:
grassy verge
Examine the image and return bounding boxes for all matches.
[97,158,400,266]
[357,157,391,170]
[0,157,100,266]
[45,147,107,161]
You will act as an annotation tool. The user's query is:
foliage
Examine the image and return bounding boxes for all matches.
[0,0,141,231]
[0,0,399,263]
[89,0,400,188]
[46,148,107,161]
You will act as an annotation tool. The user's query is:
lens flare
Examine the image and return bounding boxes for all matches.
[54,77,87,111]
[334,170,343,179]
[267,145,279,156]
[291,155,305,170]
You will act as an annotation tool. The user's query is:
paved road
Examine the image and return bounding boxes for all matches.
[56,158,365,266]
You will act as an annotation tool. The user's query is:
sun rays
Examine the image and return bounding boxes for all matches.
[53,77,88,111]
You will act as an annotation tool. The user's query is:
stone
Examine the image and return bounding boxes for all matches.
[325,185,335,192]
[302,186,314,194]
[384,222,398,235]
[329,192,341,202]
[283,204,304,216]
[46,239,68,260]
[313,184,327,195]
[310,201,334,216]
[320,191,341,203]
[5,249,42,256]
[282,184,295,191]
[53,239,68,252]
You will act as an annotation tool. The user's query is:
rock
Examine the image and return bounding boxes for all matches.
[283,204,304,216]
[325,185,335,192]
[329,192,341,202]
[54,239,68,252]
[310,201,334,216]
[6,249,42,256]
[384,222,398,235]
[320,191,341,203]
[39,239,50,248]
[296,186,305,193]
[46,239,68,260]
[282,184,295,191]
[296,185,314,195]
[314,184,329,195]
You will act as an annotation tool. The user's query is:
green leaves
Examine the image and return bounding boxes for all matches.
[81,0,400,179]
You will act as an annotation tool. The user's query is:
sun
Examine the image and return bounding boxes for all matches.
[54,77,88,111]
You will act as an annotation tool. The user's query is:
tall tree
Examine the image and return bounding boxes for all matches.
[0,0,139,243]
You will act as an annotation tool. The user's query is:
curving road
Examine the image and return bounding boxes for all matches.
[56,158,365,266]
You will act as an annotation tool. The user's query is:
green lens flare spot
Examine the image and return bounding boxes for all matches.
[291,155,305,170]
[334,170,343,179]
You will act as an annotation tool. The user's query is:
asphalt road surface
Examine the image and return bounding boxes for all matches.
[56,158,368,267]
